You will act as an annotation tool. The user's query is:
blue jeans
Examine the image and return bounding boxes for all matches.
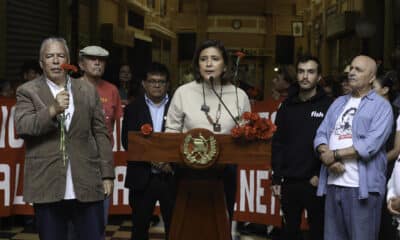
[324,185,383,240]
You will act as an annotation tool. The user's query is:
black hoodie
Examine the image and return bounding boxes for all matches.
[271,85,333,184]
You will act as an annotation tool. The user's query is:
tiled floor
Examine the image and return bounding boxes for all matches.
[0,216,269,240]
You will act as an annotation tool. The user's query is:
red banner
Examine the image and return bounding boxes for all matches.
[0,98,286,226]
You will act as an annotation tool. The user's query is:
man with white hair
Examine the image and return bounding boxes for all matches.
[14,37,114,240]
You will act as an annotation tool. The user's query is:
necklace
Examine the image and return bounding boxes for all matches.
[201,83,223,132]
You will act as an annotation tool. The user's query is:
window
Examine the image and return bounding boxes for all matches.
[127,10,144,29]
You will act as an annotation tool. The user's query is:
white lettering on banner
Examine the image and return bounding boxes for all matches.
[239,170,271,214]
[270,111,277,123]
[112,121,117,152]
[256,171,267,214]
[9,107,23,148]
[271,194,277,215]
[258,111,277,123]
[240,170,254,212]
[0,164,10,206]
[0,106,8,148]
[0,105,24,149]
[13,164,24,205]
[119,118,125,152]
[113,166,129,205]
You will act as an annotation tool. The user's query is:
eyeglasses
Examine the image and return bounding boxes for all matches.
[146,80,167,86]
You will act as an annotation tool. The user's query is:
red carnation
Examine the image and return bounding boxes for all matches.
[250,112,260,122]
[265,119,277,132]
[254,119,266,130]
[141,124,153,136]
[231,126,243,138]
[234,51,246,59]
[61,63,78,73]
[244,126,257,140]
[242,111,252,121]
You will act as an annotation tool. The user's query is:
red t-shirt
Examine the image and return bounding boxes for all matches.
[96,79,123,146]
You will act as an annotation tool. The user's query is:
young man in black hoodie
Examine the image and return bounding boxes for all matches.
[271,55,332,240]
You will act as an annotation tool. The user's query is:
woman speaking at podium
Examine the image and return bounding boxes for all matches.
[165,39,251,223]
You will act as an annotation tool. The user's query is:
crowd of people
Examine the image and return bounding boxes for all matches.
[1,36,400,240]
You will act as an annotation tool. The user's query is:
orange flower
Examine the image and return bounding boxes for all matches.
[231,126,243,138]
[254,119,266,130]
[243,126,257,140]
[141,124,153,136]
[61,63,78,73]
[265,119,277,132]
[242,111,252,121]
[250,112,260,122]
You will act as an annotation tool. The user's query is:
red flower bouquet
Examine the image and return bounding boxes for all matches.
[231,112,277,141]
[141,124,153,136]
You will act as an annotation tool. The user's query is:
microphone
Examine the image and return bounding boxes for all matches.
[208,76,239,126]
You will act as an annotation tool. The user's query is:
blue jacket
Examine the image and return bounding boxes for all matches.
[314,90,393,199]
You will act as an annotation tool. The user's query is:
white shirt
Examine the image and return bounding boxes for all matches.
[46,77,76,199]
[328,97,361,187]
[145,94,169,133]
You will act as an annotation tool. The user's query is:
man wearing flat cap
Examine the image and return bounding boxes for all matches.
[15,37,114,239]
[79,45,122,226]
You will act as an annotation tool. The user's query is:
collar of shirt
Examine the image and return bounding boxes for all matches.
[46,76,72,94]
[144,94,169,108]
[144,94,169,133]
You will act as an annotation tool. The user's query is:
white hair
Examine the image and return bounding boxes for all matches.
[39,37,70,62]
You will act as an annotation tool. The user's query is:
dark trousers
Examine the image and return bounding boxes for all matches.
[34,199,104,240]
[281,179,324,240]
[129,173,176,240]
[223,165,237,222]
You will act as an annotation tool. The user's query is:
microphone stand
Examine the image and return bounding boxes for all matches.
[209,77,240,127]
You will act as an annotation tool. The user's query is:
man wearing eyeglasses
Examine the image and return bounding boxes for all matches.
[121,62,175,240]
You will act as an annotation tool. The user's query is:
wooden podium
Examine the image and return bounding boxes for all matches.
[128,129,270,240]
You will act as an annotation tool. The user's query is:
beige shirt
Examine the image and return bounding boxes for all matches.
[165,81,251,134]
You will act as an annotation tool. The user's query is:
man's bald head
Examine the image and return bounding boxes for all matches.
[348,55,378,97]
[352,55,377,77]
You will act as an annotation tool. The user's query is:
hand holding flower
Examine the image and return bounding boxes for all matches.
[55,90,70,113]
